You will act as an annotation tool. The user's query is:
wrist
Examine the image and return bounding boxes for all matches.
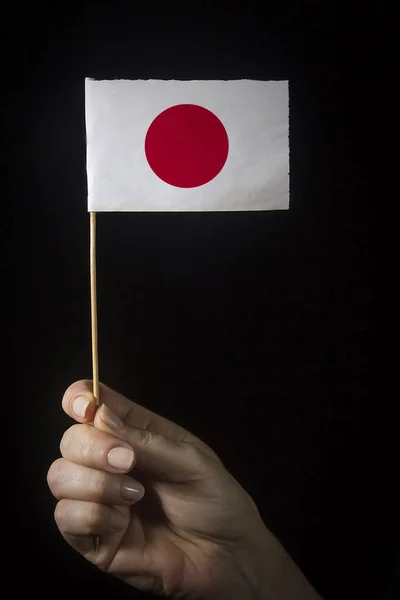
[238,525,323,600]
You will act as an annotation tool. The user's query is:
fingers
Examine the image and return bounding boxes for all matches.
[61,415,210,485]
[50,420,143,566]
[94,404,213,484]
[60,423,136,474]
[62,380,221,463]
[47,458,145,505]
[55,499,129,537]
[62,379,221,464]
[62,380,185,436]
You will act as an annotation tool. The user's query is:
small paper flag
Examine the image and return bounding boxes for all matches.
[85,79,289,212]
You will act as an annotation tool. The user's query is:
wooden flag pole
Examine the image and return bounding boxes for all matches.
[90,212,101,555]
[90,212,100,406]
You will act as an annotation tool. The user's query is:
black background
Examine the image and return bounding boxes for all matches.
[6,2,392,599]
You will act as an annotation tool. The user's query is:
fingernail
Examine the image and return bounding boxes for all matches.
[99,404,124,429]
[121,479,145,502]
[111,508,128,531]
[72,396,90,418]
[107,447,134,470]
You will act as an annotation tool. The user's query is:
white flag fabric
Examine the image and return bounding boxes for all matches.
[85,79,289,212]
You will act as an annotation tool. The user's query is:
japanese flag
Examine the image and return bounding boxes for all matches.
[85,79,289,212]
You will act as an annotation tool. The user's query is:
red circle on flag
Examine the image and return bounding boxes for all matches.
[145,104,229,188]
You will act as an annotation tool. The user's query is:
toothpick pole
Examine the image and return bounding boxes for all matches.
[90,212,101,555]
[90,212,100,406]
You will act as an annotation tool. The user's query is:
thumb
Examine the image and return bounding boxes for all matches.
[94,404,211,484]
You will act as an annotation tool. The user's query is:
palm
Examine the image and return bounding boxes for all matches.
[102,467,253,597]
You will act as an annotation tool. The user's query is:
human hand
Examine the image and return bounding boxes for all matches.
[47,381,321,600]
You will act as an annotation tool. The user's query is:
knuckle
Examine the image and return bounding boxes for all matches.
[47,458,64,491]
[54,499,70,530]
[80,432,97,466]
[60,423,97,466]
[139,427,153,448]
[89,470,108,501]
[59,423,81,455]
[86,502,104,531]
[178,443,211,481]
[184,442,206,468]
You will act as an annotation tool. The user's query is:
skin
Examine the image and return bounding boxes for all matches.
[47,380,322,600]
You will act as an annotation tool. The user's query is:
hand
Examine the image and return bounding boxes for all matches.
[47,381,322,600]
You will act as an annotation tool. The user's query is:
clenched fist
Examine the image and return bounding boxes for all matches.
[47,380,322,600]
